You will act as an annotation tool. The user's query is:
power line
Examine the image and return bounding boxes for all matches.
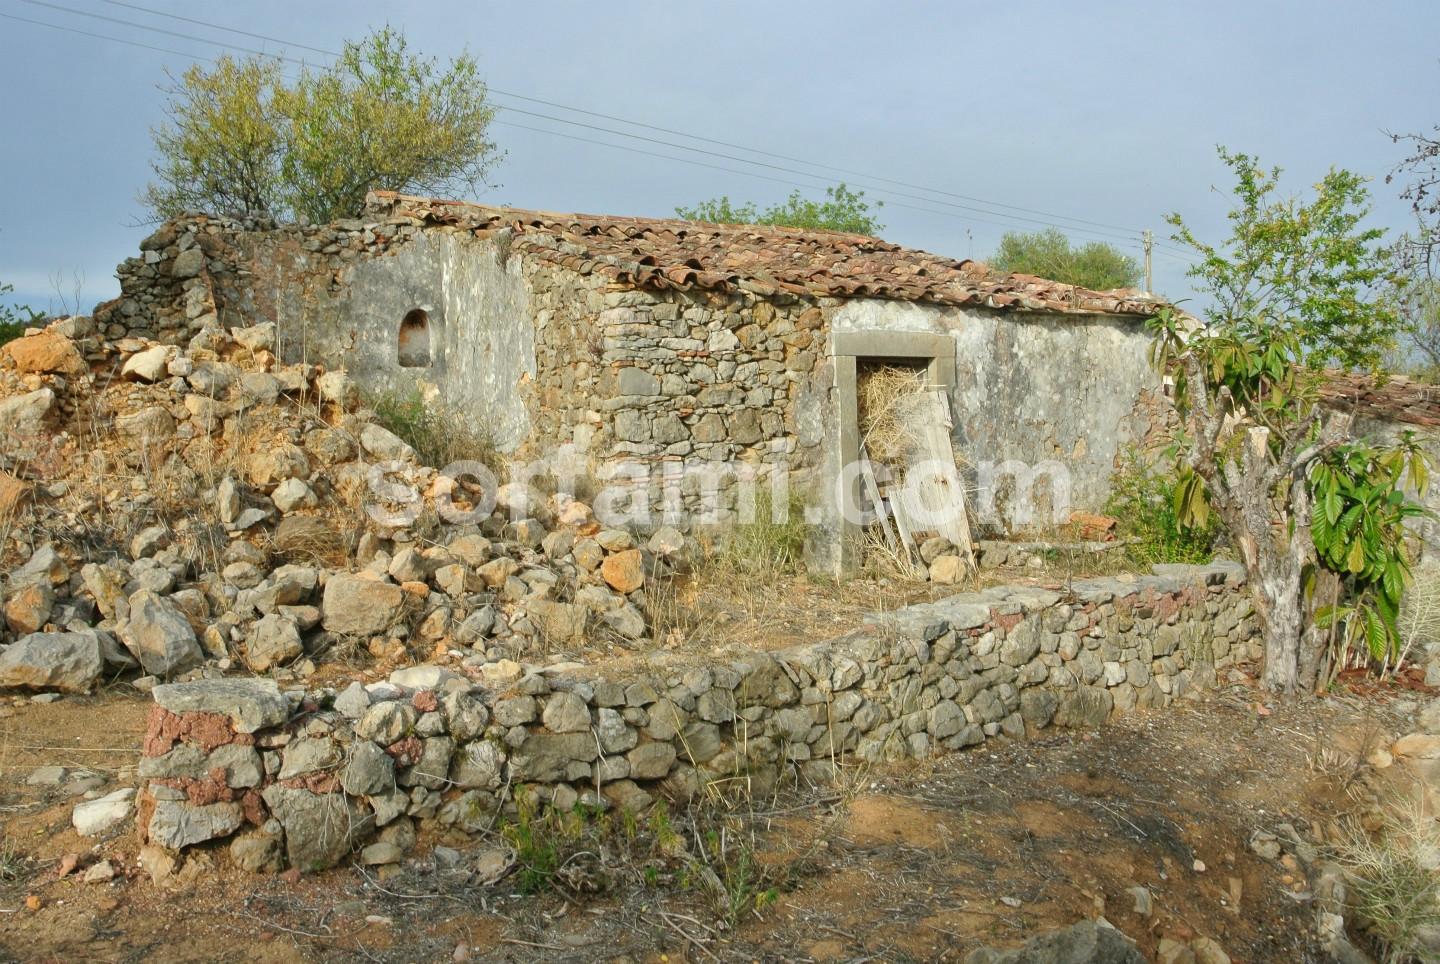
[487,90,1144,235]
[495,119,1147,248]
[62,0,1165,244]
[16,0,316,65]
[489,103,1148,245]
[98,0,336,57]
[1,8,212,62]
[9,0,1193,262]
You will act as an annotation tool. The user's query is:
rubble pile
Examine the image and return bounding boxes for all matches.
[0,317,686,695]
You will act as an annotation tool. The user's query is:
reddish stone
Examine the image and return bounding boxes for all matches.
[277,773,340,794]
[992,611,1023,632]
[134,788,157,845]
[385,736,423,767]
[601,549,645,594]
[240,789,266,826]
[143,705,252,756]
[412,690,438,713]
[0,471,29,516]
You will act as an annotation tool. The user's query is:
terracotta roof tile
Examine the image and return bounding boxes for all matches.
[365,191,1166,318]
[1320,370,1440,428]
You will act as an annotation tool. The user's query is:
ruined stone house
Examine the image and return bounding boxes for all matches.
[98,191,1170,572]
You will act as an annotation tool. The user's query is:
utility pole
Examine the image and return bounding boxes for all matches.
[1142,229,1153,292]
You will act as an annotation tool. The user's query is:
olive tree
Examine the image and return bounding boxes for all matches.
[1,277,40,346]
[144,28,500,223]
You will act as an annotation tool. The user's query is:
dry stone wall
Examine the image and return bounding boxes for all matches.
[134,562,1257,871]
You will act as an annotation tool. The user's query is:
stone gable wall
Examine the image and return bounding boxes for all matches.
[134,562,1257,871]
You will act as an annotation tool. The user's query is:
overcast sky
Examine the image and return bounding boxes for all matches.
[0,0,1436,314]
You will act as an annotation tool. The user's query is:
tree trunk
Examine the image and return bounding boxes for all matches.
[1257,569,1306,694]
[1209,433,1315,697]
[1299,567,1342,691]
[1169,354,1348,699]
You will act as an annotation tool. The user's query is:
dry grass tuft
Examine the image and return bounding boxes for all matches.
[1396,566,1440,676]
[860,527,928,582]
[642,574,705,649]
[709,488,810,582]
[1338,794,1440,963]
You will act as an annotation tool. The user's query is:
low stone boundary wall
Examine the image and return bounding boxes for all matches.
[134,563,1258,871]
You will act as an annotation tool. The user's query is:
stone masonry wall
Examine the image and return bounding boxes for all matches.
[134,562,1257,871]
[100,213,1162,546]
[101,215,836,525]
[570,287,831,524]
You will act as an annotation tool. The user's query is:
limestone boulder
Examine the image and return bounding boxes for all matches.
[121,345,172,382]
[321,574,407,636]
[244,613,303,672]
[4,331,84,375]
[147,798,244,850]
[316,371,359,409]
[151,678,290,733]
[246,443,310,488]
[120,590,204,678]
[4,580,54,635]
[359,423,416,462]
[261,785,372,871]
[170,246,205,279]
[72,788,136,836]
[929,555,966,585]
[0,631,104,692]
[0,388,54,440]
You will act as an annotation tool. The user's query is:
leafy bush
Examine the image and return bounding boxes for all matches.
[988,228,1141,290]
[1105,452,1218,566]
[1311,437,1431,664]
[676,183,884,235]
[145,27,499,222]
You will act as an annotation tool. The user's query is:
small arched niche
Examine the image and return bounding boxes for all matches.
[398,308,431,367]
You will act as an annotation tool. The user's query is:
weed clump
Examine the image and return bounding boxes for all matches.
[497,797,781,927]
[369,390,500,473]
[1105,450,1218,566]
[710,487,810,580]
[1339,797,1440,963]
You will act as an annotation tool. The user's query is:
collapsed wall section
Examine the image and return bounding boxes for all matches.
[100,215,547,453]
[134,562,1257,871]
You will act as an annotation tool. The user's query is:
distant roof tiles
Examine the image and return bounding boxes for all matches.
[365,191,1165,318]
[1320,370,1440,428]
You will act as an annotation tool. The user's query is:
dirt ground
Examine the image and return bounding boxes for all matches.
[654,549,1129,657]
[0,673,1420,963]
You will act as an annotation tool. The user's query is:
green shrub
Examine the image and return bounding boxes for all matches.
[368,390,499,473]
[1106,451,1218,566]
[0,281,39,347]
[712,486,810,579]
